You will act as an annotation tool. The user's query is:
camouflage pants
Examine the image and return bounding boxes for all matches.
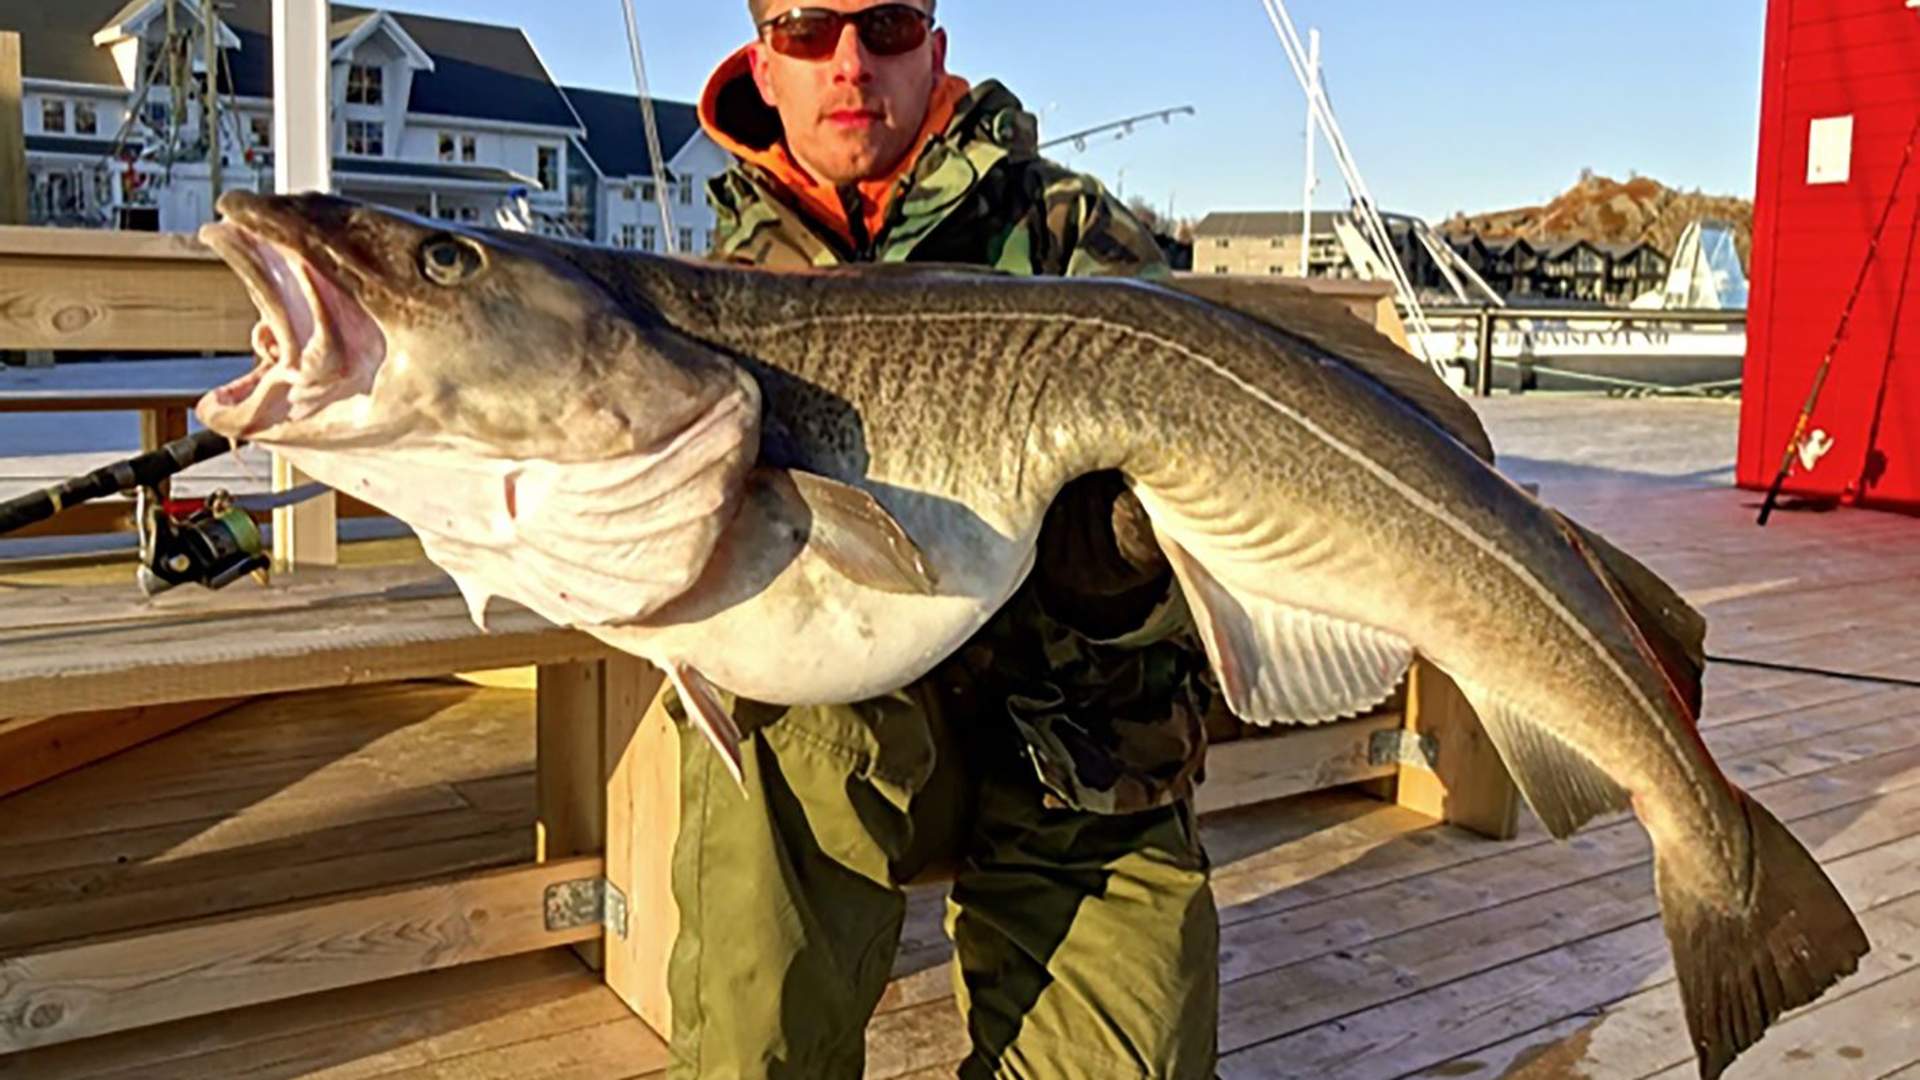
[664,685,1220,1080]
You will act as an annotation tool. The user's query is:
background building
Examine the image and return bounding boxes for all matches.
[5,0,726,248]
[1191,210,1349,278]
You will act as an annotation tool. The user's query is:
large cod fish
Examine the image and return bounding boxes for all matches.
[196,191,1862,1078]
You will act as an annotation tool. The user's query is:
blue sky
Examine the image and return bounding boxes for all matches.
[386,0,1767,224]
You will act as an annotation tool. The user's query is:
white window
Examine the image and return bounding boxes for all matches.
[537,145,560,190]
[72,101,97,136]
[678,227,693,252]
[641,180,656,202]
[40,99,66,134]
[346,64,383,106]
[439,133,476,163]
[640,225,657,252]
[345,119,383,156]
[1807,115,1853,186]
[677,178,693,205]
[619,223,637,248]
[249,115,271,147]
[621,184,635,201]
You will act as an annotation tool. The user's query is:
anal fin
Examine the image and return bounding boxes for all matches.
[1455,680,1631,838]
[1158,533,1412,725]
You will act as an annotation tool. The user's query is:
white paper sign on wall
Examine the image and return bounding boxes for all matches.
[1808,115,1855,186]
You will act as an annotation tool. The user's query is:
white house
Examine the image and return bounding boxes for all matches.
[563,85,728,255]
[4,0,733,247]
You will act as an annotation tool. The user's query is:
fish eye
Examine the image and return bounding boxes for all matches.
[419,235,484,286]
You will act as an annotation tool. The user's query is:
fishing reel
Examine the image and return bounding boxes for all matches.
[136,487,271,596]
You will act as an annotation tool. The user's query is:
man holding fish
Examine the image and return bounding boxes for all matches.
[673,1,1222,1076]
[190,0,1870,1074]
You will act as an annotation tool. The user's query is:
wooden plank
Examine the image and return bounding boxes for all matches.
[533,658,641,973]
[0,392,208,414]
[1193,711,1403,816]
[71,959,636,1080]
[0,563,456,633]
[0,855,604,1052]
[1392,662,1520,840]
[274,458,339,570]
[0,227,226,261]
[0,578,610,719]
[370,1015,671,1080]
[0,698,246,800]
[0,34,24,227]
[0,950,589,1078]
[1414,888,1920,1079]
[0,826,533,954]
[0,252,253,352]
[1214,795,1920,1077]
[604,668,675,1038]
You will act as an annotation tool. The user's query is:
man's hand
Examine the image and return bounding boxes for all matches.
[1035,471,1173,638]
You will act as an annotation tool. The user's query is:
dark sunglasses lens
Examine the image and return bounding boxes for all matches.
[768,12,842,59]
[857,7,929,55]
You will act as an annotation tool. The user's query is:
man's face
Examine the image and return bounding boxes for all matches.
[748,0,947,186]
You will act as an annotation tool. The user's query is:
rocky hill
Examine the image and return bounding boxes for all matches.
[1439,173,1753,263]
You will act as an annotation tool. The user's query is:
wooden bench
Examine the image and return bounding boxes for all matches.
[0,561,1517,1050]
[0,225,1519,1051]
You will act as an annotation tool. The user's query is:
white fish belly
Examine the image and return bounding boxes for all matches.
[597,538,1035,705]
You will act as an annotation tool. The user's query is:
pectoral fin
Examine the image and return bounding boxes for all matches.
[665,662,746,786]
[755,467,939,596]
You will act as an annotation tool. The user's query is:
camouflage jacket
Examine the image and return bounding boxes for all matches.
[705,79,1209,814]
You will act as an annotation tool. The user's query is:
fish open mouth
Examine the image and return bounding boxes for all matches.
[197,217,386,440]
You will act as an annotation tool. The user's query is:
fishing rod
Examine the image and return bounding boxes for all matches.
[0,431,325,594]
[1757,111,1920,526]
[1038,107,1196,154]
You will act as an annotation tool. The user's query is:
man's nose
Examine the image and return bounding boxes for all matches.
[829,22,875,84]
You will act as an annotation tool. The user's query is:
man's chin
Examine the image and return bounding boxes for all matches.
[803,140,910,187]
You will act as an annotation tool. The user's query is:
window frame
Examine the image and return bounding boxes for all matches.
[346,64,384,106]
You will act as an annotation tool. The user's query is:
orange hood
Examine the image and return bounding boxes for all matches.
[699,42,970,249]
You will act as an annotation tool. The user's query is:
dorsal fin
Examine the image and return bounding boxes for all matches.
[1165,276,1495,464]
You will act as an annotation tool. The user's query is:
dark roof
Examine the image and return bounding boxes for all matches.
[562,86,700,180]
[1537,237,1600,259]
[0,0,134,86]
[1477,236,1533,256]
[334,156,535,187]
[1192,210,1345,238]
[1,0,581,130]
[26,134,120,155]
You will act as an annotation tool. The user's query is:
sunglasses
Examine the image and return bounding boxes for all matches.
[759,4,933,61]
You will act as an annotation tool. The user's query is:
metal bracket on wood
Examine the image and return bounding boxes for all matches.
[544,878,629,939]
[1370,729,1439,773]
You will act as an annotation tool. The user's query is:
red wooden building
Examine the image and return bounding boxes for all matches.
[1739,0,1920,511]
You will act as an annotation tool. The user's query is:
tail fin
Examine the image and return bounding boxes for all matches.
[1657,792,1869,1079]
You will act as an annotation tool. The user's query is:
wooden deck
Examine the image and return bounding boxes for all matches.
[4,396,1919,1079]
